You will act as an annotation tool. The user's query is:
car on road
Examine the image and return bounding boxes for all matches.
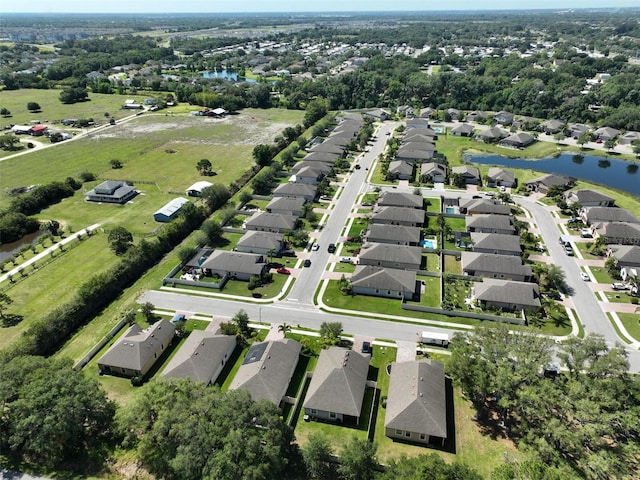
[327,243,336,253]
[612,283,629,290]
[311,243,320,251]
[580,272,590,281]
[565,245,574,256]
[339,257,353,263]
[354,164,361,170]
[303,259,311,267]
[276,267,291,275]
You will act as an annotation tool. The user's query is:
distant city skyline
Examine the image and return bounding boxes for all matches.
[2,0,639,14]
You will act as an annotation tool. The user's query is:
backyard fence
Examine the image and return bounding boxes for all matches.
[73,316,130,371]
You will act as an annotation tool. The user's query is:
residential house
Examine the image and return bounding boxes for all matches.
[475,278,541,312]
[364,224,421,246]
[265,196,306,217]
[292,161,332,177]
[351,265,418,300]
[466,110,487,122]
[186,181,213,197]
[153,197,189,222]
[388,160,414,181]
[446,108,460,121]
[291,165,326,185]
[466,215,516,235]
[396,148,434,163]
[470,232,522,256]
[459,199,511,216]
[372,206,425,227]
[619,131,640,146]
[462,252,532,281]
[363,109,390,121]
[451,166,480,185]
[476,126,509,143]
[419,107,436,118]
[406,118,432,130]
[397,105,414,117]
[272,183,318,202]
[486,167,516,188]
[236,231,284,256]
[500,132,535,148]
[512,116,539,131]
[245,212,298,234]
[593,126,620,141]
[303,347,369,424]
[385,360,447,446]
[525,174,573,194]
[200,250,267,281]
[98,320,175,378]
[582,207,640,226]
[405,127,437,139]
[541,119,565,134]
[607,245,640,268]
[566,123,591,139]
[85,180,137,204]
[592,222,640,245]
[304,151,342,163]
[358,243,423,270]
[402,133,435,145]
[563,189,615,207]
[229,339,302,406]
[494,111,515,125]
[378,191,424,210]
[451,123,474,137]
[161,331,236,384]
[420,162,448,183]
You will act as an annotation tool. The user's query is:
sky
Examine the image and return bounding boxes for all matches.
[2,0,639,14]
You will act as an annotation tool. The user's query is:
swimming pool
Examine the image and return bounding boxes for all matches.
[422,239,436,249]
[445,207,455,214]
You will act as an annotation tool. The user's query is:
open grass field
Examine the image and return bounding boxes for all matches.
[0,88,156,128]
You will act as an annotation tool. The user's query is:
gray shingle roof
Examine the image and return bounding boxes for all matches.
[402,133,435,143]
[487,167,515,184]
[385,360,447,438]
[373,206,425,225]
[610,245,640,266]
[396,149,434,161]
[526,174,572,189]
[266,196,306,213]
[98,320,175,372]
[161,332,236,383]
[273,183,317,198]
[304,151,341,163]
[359,243,423,269]
[451,123,475,135]
[237,231,283,250]
[460,199,511,216]
[470,232,522,254]
[452,165,480,178]
[309,143,345,155]
[365,224,421,244]
[245,212,298,231]
[201,250,266,275]
[565,189,614,205]
[229,339,301,405]
[477,126,508,139]
[303,347,369,417]
[466,215,515,233]
[378,191,424,209]
[585,207,640,224]
[475,278,541,308]
[351,265,417,292]
[389,160,413,175]
[462,252,532,277]
[598,222,640,240]
[421,162,447,177]
[292,161,332,175]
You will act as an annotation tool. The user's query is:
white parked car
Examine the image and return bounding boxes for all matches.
[311,243,320,251]
[339,257,353,263]
[580,272,590,281]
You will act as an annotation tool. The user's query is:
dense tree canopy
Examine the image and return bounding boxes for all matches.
[0,356,115,467]
[116,379,297,480]
[449,325,640,479]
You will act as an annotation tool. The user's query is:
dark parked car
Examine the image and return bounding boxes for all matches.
[361,341,372,354]
[328,243,336,253]
[303,259,311,267]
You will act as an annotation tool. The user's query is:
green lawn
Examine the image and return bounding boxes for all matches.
[333,262,356,274]
[412,276,441,307]
[603,291,638,304]
[0,234,114,351]
[347,218,370,238]
[573,242,601,261]
[424,253,440,272]
[220,273,289,299]
[618,312,640,342]
[445,216,467,233]
[425,197,441,213]
[444,254,462,274]
[590,265,615,283]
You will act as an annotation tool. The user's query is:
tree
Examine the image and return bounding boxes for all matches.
[201,184,230,212]
[577,134,589,149]
[303,98,328,127]
[0,292,13,325]
[27,101,41,112]
[239,191,253,205]
[253,144,275,166]
[0,356,115,467]
[232,309,251,336]
[0,133,20,151]
[380,453,483,480]
[0,107,11,117]
[319,321,343,347]
[196,158,213,176]
[553,131,566,144]
[140,302,155,322]
[59,86,88,104]
[107,226,133,254]
[302,433,336,479]
[604,138,616,152]
[116,379,295,480]
[337,437,378,480]
[278,322,292,335]
[200,219,223,245]
[632,140,640,158]
[110,158,123,169]
[178,246,196,265]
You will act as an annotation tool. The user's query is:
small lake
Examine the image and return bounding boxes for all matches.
[0,230,45,262]
[465,152,640,196]
[200,70,256,82]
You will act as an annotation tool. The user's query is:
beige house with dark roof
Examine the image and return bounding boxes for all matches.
[245,212,298,234]
[372,206,425,227]
[161,331,236,384]
[470,232,522,256]
[385,359,447,446]
[378,191,424,210]
[364,224,421,246]
[358,243,423,271]
[229,339,301,406]
[351,265,418,300]
[201,250,267,281]
[462,252,532,282]
[236,231,284,256]
[98,320,175,378]
[475,278,541,312]
[466,215,516,235]
[303,347,369,424]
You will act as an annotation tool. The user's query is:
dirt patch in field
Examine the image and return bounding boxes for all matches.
[91,112,292,146]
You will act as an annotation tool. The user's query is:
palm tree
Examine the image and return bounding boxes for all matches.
[278,323,292,335]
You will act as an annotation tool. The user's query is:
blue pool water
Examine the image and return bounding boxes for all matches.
[422,240,435,249]
[445,207,455,214]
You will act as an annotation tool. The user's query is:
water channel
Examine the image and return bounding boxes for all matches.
[0,230,45,262]
[465,152,640,196]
